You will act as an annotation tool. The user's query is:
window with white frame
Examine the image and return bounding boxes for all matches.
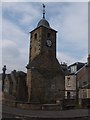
[83,89,87,98]
[67,77,71,86]
[71,65,77,73]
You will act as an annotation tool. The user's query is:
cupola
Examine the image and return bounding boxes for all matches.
[37,4,50,28]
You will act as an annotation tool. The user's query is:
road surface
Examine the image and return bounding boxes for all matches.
[1,104,90,120]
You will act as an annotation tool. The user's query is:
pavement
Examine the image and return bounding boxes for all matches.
[2,104,89,119]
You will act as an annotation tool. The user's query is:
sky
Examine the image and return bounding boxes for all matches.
[1,0,90,2]
[0,0,88,73]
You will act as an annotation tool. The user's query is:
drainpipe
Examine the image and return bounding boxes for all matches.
[75,73,79,107]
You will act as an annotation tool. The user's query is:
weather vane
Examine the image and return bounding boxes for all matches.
[43,4,45,19]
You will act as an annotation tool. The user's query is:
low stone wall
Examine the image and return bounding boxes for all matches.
[3,97,86,110]
[2,99,64,110]
[2,93,16,107]
[2,98,16,107]
[2,93,63,110]
[2,100,42,110]
[41,104,62,110]
[63,99,76,109]
[16,102,42,110]
[2,100,62,110]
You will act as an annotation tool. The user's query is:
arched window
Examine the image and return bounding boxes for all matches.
[34,33,37,39]
[47,33,50,38]
[67,77,70,86]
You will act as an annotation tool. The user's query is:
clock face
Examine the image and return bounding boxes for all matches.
[46,40,52,47]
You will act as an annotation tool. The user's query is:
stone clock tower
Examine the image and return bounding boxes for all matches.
[27,5,65,103]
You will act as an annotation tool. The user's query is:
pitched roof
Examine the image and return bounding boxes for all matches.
[68,62,85,67]
[75,63,87,75]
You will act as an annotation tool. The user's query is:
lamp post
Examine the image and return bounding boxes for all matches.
[2,65,6,91]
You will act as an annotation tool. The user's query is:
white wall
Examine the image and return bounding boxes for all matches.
[79,89,90,99]
[65,75,76,91]
[65,75,76,98]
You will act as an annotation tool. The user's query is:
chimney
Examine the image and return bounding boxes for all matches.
[87,54,90,64]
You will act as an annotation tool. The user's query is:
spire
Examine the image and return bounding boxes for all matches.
[43,4,45,19]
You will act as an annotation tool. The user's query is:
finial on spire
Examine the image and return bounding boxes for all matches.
[43,4,45,19]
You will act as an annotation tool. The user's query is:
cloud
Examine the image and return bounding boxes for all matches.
[57,51,87,65]
[2,39,26,73]
[1,0,89,2]
[2,2,41,27]
[2,18,29,73]
[49,2,88,59]
[57,51,77,65]
[2,18,28,48]
[61,3,88,45]
[2,39,20,58]
[2,39,29,73]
